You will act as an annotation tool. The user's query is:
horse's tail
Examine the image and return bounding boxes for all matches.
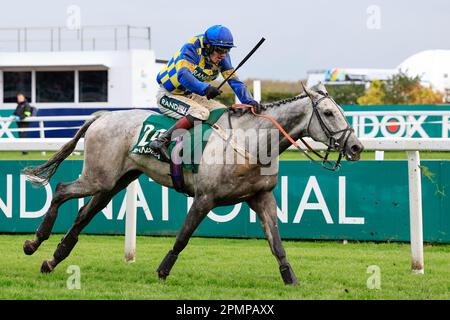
[22,114,102,187]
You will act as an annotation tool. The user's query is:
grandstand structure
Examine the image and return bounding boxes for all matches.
[0,25,166,134]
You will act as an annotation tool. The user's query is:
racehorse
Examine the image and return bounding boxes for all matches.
[22,83,363,285]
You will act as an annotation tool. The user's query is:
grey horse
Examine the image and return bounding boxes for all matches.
[22,83,363,285]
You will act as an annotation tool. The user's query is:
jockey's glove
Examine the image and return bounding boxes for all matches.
[205,86,222,100]
[248,100,262,114]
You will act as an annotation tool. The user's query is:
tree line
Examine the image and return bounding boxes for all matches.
[215,72,445,106]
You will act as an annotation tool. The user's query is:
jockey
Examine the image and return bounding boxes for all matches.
[149,25,261,159]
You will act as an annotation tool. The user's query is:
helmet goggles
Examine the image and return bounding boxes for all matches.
[212,45,231,54]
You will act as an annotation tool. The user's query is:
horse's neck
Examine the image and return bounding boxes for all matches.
[254,98,311,154]
[223,97,311,158]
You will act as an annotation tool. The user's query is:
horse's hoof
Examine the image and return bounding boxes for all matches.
[40,260,54,273]
[157,271,168,281]
[156,251,178,281]
[287,279,300,286]
[280,263,299,286]
[23,240,38,255]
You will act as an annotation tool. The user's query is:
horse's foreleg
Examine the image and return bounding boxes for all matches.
[157,195,213,280]
[247,191,299,285]
[23,180,96,256]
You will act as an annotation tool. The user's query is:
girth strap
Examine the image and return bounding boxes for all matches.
[169,136,186,193]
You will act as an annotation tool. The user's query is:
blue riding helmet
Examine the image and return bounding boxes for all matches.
[204,25,235,47]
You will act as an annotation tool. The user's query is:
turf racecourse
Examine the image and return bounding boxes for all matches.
[0,235,449,299]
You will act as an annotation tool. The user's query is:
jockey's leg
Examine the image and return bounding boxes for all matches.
[149,113,204,160]
[156,86,210,120]
[191,93,228,111]
[151,91,209,160]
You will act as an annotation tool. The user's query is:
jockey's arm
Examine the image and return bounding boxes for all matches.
[176,44,209,95]
[220,54,255,105]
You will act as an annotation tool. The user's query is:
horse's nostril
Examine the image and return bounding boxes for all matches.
[351,144,362,153]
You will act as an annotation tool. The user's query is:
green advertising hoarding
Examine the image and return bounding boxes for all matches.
[0,159,449,242]
[342,105,450,138]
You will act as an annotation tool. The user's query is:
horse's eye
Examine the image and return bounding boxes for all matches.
[324,110,333,117]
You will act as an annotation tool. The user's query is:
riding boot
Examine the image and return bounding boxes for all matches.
[149,115,197,160]
[149,124,176,160]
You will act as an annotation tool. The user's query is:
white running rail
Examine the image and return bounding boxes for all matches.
[0,116,93,139]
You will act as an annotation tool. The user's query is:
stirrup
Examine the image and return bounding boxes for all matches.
[149,138,170,160]
[149,137,168,148]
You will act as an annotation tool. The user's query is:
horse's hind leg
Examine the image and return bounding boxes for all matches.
[247,191,299,285]
[23,179,98,256]
[40,192,111,273]
[41,170,142,273]
[157,195,214,280]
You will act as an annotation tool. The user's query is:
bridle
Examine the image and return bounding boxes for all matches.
[228,90,354,171]
[303,91,354,171]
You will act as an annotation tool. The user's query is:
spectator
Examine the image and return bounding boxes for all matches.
[11,93,32,155]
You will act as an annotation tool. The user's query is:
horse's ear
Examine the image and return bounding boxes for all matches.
[301,82,320,100]
[316,82,328,95]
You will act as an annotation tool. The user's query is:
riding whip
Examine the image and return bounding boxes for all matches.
[217,37,266,90]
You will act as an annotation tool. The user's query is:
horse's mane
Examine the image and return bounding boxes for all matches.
[260,93,308,110]
[229,90,324,117]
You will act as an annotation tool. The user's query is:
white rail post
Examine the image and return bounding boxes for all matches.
[407,151,424,274]
[253,80,261,102]
[39,121,46,156]
[124,180,138,263]
[375,151,384,160]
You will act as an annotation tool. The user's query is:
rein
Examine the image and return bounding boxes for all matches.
[229,96,351,171]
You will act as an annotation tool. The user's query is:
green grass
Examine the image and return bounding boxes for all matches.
[0,151,84,160]
[0,235,449,300]
[0,150,449,161]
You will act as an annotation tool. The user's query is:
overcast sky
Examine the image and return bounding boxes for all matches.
[0,0,448,81]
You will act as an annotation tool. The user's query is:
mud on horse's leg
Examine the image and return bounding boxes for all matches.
[247,191,299,285]
[157,195,213,280]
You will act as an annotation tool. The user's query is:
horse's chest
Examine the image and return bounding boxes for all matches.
[223,170,277,196]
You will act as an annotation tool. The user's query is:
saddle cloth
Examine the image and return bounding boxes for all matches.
[130,108,227,173]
